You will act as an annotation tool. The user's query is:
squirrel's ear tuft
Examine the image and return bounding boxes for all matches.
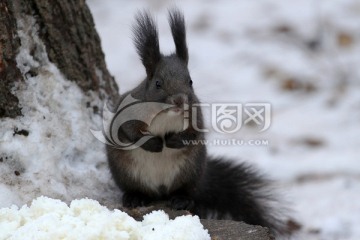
[168,8,188,65]
[133,11,161,78]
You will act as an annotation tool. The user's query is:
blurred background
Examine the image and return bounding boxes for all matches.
[87,0,360,239]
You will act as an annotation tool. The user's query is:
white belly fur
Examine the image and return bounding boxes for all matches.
[129,111,186,193]
[130,147,186,192]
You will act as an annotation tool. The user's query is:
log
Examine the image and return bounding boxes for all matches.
[119,203,274,240]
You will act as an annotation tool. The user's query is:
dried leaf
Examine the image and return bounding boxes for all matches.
[337,32,353,47]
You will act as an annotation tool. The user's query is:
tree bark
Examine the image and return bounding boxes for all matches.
[0,0,118,118]
[0,1,23,117]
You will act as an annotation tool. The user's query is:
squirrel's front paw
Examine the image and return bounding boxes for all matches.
[141,136,163,152]
[165,132,185,149]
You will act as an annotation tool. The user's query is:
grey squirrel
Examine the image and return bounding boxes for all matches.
[107,9,288,236]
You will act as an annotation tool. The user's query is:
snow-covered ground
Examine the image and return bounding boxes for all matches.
[87,0,360,239]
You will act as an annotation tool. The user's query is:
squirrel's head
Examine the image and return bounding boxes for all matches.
[133,9,196,111]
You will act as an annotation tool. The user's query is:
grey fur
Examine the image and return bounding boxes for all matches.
[107,8,289,236]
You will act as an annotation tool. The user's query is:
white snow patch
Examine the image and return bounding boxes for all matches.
[0,15,120,207]
[0,196,210,240]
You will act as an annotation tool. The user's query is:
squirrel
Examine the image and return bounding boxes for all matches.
[106,9,288,236]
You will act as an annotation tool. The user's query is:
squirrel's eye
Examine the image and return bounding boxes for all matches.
[189,80,193,86]
[155,81,161,89]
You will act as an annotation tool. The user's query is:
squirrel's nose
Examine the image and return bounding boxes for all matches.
[170,94,188,107]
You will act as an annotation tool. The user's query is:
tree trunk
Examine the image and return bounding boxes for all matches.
[0,0,118,118]
[0,1,22,117]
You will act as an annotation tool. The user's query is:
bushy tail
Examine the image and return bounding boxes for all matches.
[194,157,288,236]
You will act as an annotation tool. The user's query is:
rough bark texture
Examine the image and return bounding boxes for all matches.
[0,0,118,118]
[201,220,274,240]
[0,1,23,118]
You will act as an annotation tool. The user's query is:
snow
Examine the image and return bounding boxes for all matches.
[1,0,360,239]
[0,196,210,240]
[0,15,120,207]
